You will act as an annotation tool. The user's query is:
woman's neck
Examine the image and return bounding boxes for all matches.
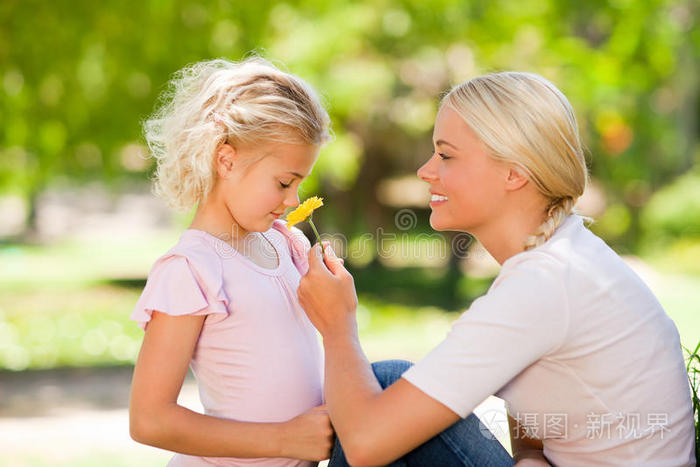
[473,200,549,266]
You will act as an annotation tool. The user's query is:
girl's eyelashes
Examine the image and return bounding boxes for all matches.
[279,179,294,188]
[437,153,451,160]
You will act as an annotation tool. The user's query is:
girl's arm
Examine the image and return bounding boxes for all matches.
[129,311,333,461]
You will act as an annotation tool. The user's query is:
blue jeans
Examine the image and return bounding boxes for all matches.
[328,360,515,466]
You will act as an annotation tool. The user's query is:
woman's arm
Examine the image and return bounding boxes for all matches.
[298,245,461,465]
[129,311,333,461]
[322,332,461,465]
[508,414,551,466]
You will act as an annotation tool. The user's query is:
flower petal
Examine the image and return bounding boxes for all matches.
[285,196,324,230]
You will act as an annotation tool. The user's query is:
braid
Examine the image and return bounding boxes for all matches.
[523,197,576,251]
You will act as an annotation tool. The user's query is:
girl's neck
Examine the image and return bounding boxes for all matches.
[189,198,279,269]
[189,197,250,245]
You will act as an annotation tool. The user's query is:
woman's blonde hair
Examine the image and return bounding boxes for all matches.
[443,72,589,250]
[143,57,331,211]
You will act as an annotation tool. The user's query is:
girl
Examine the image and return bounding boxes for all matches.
[129,57,334,466]
[298,72,695,465]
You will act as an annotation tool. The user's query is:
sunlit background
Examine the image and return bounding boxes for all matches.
[0,0,698,465]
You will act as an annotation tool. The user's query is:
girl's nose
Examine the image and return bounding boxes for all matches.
[417,154,438,182]
[284,191,300,208]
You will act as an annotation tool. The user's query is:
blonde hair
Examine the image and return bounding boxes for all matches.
[143,57,331,211]
[443,72,589,250]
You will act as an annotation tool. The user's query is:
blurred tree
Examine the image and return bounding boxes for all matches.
[0,0,697,255]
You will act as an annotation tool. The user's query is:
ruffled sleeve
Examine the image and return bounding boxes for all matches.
[272,220,311,275]
[131,253,229,330]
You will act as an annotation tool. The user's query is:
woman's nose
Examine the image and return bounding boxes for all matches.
[417,155,438,182]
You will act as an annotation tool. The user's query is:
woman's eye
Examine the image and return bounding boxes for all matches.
[438,153,450,160]
[279,181,292,189]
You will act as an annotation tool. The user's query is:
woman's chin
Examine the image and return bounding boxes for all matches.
[429,215,449,231]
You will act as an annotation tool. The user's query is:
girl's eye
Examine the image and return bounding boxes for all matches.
[438,153,450,160]
[279,181,292,189]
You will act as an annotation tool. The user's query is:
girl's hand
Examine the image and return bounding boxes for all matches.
[298,243,358,339]
[279,405,335,461]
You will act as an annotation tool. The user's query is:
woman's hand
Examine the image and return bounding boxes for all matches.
[508,414,550,466]
[515,458,552,467]
[298,243,358,339]
[279,405,335,461]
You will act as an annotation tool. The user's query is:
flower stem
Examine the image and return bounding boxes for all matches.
[308,217,326,255]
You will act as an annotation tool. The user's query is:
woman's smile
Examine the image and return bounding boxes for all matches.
[429,192,449,206]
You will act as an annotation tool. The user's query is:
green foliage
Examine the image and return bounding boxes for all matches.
[641,170,700,240]
[649,239,700,276]
[590,203,632,242]
[0,0,697,249]
[684,341,700,465]
[0,1,697,377]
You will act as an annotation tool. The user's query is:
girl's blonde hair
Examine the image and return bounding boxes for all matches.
[144,57,331,211]
[443,72,589,250]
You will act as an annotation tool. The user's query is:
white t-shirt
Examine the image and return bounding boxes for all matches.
[402,215,695,466]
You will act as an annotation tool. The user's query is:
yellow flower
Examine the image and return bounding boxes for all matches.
[286,196,324,230]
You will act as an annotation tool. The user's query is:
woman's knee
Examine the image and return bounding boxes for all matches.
[371,359,414,389]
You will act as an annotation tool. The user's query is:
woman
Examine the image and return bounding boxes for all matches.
[297,72,695,466]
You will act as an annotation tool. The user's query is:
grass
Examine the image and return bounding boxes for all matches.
[0,233,173,370]
[0,233,698,465]
[685,341,700,465]
[0,284,144,370]
[0,232,698,370]
[0,232,179,289]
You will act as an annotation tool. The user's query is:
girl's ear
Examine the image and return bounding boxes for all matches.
[504,166,529,191]
[215,143,236,178]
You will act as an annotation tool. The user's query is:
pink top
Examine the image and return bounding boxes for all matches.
[131,221,323,467]
[403,215,695,465]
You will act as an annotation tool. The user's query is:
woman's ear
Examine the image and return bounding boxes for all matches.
[504,166,529,191]
[215,143,236,178]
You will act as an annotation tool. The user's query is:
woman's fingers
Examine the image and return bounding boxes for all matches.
[299,243,358,337]
[321,244,345,275]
